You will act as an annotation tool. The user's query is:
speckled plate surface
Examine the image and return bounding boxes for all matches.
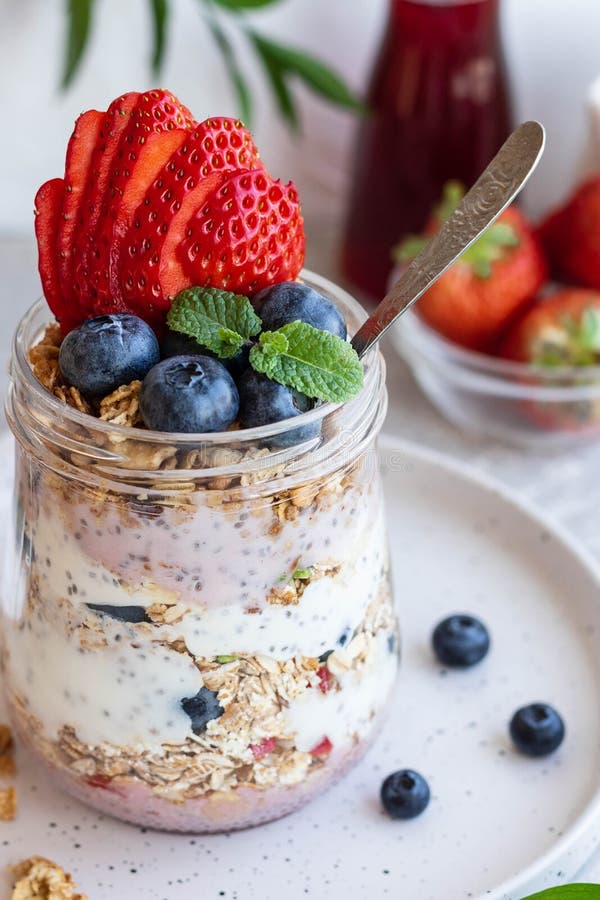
[1,432,600,900]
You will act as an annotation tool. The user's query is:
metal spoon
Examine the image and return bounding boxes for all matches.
[350,121,546,359]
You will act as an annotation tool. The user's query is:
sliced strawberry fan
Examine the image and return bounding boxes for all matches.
[33,92,306,333]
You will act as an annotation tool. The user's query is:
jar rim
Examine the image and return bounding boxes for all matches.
[7,271,386,482]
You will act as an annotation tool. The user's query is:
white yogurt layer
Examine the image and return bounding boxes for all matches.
[25,502,388,660]
[4,617,202,747]
[56,474,380,608]
[285,631,397,752]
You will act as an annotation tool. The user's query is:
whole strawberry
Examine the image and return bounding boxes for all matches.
[500,288,600,366]
[500,288,600,434]
[539,176,600,290]
[395,183,548,353]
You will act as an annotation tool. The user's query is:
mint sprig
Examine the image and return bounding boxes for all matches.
[167,286,261,358]
[250,322,363,403]
[167,286,364,403]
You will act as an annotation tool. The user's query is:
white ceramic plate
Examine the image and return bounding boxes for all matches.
[1,432,600,900]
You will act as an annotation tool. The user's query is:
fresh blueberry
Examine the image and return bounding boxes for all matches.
[161,330,249,378]
[432,614,490,667]
[381,769,430,820]
[238,369,320,448]
[139,355,239,433]
[86,604,150,624]
[509,703,565,757]
[181,687,224,734]
[252,282,347,340]
[59,314,160,397]
[160,330,202,359]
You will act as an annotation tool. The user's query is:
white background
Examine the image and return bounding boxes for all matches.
[1,0,600,238]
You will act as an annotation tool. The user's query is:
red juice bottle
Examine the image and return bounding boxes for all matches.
[341,0,512,302]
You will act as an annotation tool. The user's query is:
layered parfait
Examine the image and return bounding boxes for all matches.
[3,90,397,831]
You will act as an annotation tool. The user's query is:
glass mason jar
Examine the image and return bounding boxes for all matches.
[342,0,512,302]
[2,272,397,833]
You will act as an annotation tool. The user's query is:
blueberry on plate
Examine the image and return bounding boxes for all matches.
[139,355,239,433]
[432,613,490,667]
[181,687,224,734]
[509,703,565,757]
[381,769,430,820]
[252,282,347,340]
[59,314,160,397]
[238,369,320,447]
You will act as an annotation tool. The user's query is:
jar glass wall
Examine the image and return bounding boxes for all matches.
[2,272,397,832]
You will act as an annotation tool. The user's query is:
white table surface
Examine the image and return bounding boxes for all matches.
[2,230,600,888]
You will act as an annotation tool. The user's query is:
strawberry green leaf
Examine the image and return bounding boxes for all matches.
[61,0,95,89]
[250,32,363,114]
[520,886,600,899]
[149,0,169,74]
[249,321,364,403]
[167,286,261,359]
[207,16,253,125]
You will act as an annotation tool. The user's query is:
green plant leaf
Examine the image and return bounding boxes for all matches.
[250,32,363,113]
[292,567,314,580]
[149,0,169,74]
[250,32,299,129]
[212,0,282,9]
[521,886,600,899]
[61,0,95,89]
[166,286,261,358]
[249,321,364,403]
[216,654,238,663]
[206,17,253,125]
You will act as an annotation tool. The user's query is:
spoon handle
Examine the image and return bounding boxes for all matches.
[350,120,546,359]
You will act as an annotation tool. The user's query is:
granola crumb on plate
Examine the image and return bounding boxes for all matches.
[10,856,87,900]
[0,724,16,777]
[0,786,16,820]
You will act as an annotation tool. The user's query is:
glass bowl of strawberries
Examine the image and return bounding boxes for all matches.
[393,180,600,449]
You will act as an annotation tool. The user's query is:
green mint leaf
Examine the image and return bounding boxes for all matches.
[249,321,363,403]
[206,16,253,125]
[250,32,363,115]
[520,887,600,900]
[216,654,238,664]
[61,0,96,89]
[292,567,314,580]
[167,286,261,359]
[149,0,169,74]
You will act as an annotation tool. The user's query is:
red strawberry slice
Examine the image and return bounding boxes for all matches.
[34,178,69,328]
[118,170,226,324]
[176,169,305,296]
[57,109,104,318]
[114,118,261,319]
[86,90,195,309]
[316,665,334,694]
[249,737,277,760]
[71,93,140,312]
[309,736,333,757]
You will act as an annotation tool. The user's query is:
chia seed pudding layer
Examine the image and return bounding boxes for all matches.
[4,280,396,831]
